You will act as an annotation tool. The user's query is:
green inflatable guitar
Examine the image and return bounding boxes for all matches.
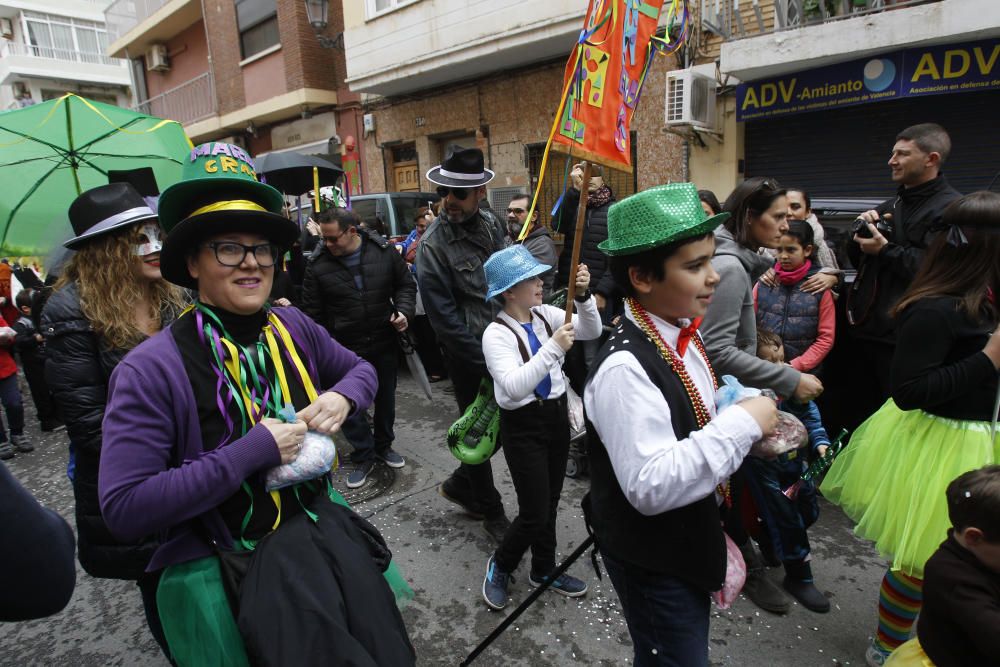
[447,378,500,465]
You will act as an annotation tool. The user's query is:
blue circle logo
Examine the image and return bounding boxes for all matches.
[863,58,896,92]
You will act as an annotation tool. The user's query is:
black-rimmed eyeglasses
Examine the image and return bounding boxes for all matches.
[204,241,279,268]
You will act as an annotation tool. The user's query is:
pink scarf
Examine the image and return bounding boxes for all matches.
[774,259,811,286]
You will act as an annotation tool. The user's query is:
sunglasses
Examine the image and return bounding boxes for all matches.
[436,186,474,201]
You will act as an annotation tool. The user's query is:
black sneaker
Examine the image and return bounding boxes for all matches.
[0,441,14,460]
[482,514,511,544]
[10,435,33,453]
[782,577,830,613]
[346,461,375,489]
[529,571,588,597]
[438,480,485,519]
[376,448,405,468]
[482,554,512,610]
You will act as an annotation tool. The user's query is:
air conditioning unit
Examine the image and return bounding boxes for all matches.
[0,18,13,40]
[665,69,717,130]
[145,44,170,72]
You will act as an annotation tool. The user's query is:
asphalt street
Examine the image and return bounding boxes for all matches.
[1,370,888,666]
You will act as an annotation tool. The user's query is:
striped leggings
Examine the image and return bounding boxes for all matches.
[875,569,924,653]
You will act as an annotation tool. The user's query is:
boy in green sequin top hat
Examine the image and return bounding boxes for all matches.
[583,182,778,667]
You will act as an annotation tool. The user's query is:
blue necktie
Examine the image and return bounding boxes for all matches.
[521,323,551,400]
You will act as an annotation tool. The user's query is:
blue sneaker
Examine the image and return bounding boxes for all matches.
[346,461,375,489]
[482,554,512,610]
[377,448,405,468]
[529,571,588,598]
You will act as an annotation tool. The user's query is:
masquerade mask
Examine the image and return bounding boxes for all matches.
[134,223,163,257]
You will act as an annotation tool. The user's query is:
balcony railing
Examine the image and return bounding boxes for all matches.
[104,0,171,41]
[702,0,942,40]
[0,40,122,67]
[133,71,215,125]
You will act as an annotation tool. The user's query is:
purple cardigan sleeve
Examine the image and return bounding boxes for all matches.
[99,358,282,542]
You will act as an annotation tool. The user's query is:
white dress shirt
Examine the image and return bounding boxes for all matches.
[482,298,603,410]
[583,308,761,516]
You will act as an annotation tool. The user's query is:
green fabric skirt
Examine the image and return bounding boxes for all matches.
[156,485,414,667]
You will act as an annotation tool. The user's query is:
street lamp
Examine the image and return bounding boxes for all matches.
[304,0,343,49]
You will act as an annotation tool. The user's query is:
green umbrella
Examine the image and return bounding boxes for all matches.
[0,93,192,255]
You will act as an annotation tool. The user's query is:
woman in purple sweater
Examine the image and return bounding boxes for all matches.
[98,143,415,666]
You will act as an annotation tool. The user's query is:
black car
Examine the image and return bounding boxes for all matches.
[810,197,883,283]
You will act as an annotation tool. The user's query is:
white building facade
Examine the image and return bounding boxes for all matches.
[0,0,131,110]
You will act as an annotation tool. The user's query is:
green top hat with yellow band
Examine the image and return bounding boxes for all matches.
[599,182,730,256]
[158,142,298,289]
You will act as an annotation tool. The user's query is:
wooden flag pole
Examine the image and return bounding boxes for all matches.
[563,160,591,326]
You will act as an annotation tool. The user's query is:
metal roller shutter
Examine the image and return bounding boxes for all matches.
[744,89,1000,198]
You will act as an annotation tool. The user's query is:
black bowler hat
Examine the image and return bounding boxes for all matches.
[426,144,495,188]
[64,182,158,250]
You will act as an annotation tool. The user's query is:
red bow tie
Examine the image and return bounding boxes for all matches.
[676,317,702,357]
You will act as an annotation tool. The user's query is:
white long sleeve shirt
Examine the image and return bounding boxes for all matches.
[583,308,761,516]
[482,298,603,410]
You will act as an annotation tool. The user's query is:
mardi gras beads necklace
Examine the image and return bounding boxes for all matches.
[626,297,731,506]
[192,302,322,546]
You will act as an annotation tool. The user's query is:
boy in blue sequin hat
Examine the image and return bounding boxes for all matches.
[477,244,603,610]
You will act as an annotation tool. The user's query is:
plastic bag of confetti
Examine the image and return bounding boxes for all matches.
[714,375,806,459]
[711,533,746,610]
[751,410,808,459]
[264,405,338,491]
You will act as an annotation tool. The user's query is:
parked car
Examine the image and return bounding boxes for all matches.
[809,197,885,439]
[810,197,883,283]
[291,191,440,244]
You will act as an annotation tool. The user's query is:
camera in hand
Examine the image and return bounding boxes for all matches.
[851,215,893,239]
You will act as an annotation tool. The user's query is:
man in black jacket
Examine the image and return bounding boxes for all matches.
[302,207,416,488]
[417,146,511,543]
[843,122,961,429]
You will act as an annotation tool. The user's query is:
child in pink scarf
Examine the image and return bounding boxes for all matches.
[753,220,836,373]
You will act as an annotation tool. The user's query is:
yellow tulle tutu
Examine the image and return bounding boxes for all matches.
[820,399,999,578]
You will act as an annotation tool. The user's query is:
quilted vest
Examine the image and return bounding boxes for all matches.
[756,280,822,365]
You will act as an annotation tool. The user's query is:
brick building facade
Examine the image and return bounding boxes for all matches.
[358,54,686,228]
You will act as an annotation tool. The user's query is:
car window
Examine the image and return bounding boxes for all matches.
[816,215,857,272]
[351,199,380,230]
[391,195,437,237]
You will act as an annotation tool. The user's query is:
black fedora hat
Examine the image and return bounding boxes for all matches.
[426,144,495,188]
[108,167,160,212]
[64,182,158,250]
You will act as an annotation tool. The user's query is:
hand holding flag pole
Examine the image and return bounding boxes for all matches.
[563,160,592,326]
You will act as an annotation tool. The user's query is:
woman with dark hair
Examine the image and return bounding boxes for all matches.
[700,177,825,615]
[698,189,722,217]
[702,177,824,402]
[822,191,1000,665]
[98,143,414,666]
[758,187,841,295]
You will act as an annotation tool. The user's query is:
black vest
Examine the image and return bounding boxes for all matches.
[585,318,726,593]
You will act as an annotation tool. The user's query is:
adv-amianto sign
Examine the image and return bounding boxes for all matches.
[736,38,1000,121]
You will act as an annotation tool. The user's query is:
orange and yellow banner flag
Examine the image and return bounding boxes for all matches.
[551,0,666,172]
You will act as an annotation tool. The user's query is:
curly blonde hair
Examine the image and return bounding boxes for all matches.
[56,222,188,349]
